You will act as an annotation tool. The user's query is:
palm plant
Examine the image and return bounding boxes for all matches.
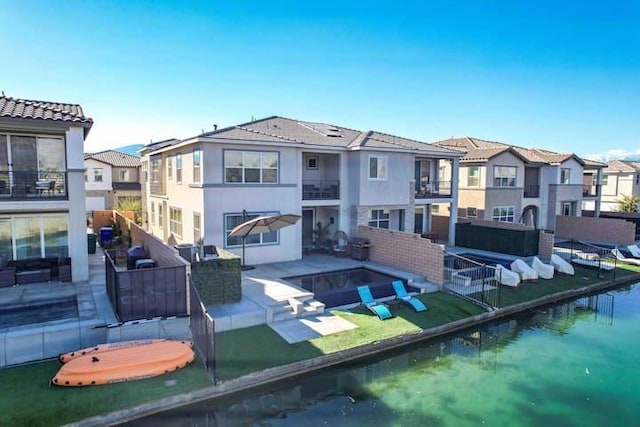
[616,195,640,212]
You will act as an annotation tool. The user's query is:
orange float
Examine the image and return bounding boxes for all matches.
[58,339,168,363]
[52,340,195,387]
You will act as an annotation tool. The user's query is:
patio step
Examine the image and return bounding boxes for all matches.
[271,297,325,322]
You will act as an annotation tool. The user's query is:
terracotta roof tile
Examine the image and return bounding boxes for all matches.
[85,150,141,167]
[0,94,93,126]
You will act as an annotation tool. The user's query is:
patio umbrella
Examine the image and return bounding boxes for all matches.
[229,213,302,269]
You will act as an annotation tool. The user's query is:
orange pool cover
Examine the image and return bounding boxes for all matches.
[52,340,195,387]
[58,339,168,363]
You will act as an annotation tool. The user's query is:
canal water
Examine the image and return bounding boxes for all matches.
[129,283,640,427]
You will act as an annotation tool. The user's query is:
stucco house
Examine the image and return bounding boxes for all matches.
[595,160,640,212]
[140,116,462,265]
[0,94,93,282]
[84,150,141,212]
[432,137,604,232]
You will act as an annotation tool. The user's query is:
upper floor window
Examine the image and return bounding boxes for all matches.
[169,207,182,237]
[369,156,388,180]
[601,174,608,185]
[636,174,640,185]
[150,202,155,225]
[225,211,278,247]
[142,161,148,182]
[119,170,129,181]
[467,207,478,218]
[167,156,173,180]
[151,158,161,183]
[493,166,516,187]
[224,150,279,183]
[560,168,570,184]
[175,154,182,184]
[467,167,480,187]
[93,168,103,182]
[492,206,514,222]
[368,209,389,228]
[193,150,201,184]
[84,170,88,182]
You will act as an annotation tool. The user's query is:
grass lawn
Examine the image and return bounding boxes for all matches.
[214,291,485,380]
[0,358,211,426]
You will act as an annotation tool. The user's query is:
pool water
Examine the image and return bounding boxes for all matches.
[284,268,416,308]
[0,296,78,329]
[130,282,640,426]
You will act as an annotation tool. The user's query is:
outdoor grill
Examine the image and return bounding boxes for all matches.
[350,237,371,261]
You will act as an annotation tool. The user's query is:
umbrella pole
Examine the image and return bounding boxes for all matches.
[241,235,254,270]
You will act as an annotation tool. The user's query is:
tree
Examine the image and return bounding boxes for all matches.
[116,196,142,224]
[616,195,640,212]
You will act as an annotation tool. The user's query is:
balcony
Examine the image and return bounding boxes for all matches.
[113,182,142,191]
[302,180,339,200]
[524,185,540,198]
[0,170,68,200]
[414,181,452,199]
[583,184,599,197]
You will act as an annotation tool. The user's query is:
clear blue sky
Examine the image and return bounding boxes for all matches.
[2,0,639,159]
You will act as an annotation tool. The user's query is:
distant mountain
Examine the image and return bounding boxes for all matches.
[113,144,144,157]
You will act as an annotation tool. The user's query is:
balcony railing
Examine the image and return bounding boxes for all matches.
[583,184,599,197]
[415,180,452,199]
[303,180,340,200]
[0,170,68,200]
[524,185,540,198]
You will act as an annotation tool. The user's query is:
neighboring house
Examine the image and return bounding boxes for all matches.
[0,94,93,281]
[595,160,640,212]
[140,116,462,265]
[84,150,141,211]
[433,137,604,231]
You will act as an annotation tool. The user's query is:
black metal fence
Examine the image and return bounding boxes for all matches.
[189,274,216,383]
[553,239,617,280]
[0,170,68,199]
[104,249,188,322]
[444,252,502,310]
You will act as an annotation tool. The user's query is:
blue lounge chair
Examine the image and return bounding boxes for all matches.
[356,285,393,320]
[392,281,427,312]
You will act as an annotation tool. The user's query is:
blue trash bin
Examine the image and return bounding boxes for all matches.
[99,226,113,246]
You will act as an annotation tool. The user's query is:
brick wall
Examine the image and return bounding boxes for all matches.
[537,229,554,260]
[555,215,635,245]
[468,218,533,231]
[357,226,444,287]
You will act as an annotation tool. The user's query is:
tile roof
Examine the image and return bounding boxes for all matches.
[606,160,640,173]
[0,94,93,126]
[197,116,460,156]
[85,150,141,167]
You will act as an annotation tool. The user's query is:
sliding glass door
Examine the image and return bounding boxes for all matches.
[0,215,69,261]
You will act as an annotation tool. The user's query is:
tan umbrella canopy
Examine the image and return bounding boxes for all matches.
[229,213,302,269]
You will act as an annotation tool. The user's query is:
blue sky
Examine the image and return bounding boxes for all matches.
[2,1,639,159]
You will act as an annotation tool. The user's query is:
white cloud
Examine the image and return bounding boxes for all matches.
[585,148,640,162]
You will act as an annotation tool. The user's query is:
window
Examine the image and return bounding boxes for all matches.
[560,168,570,184]
[93,168,103,182]
[224,150,279,183]
[150,202,155,225]
[169,207,182,237]
[562,202,575,216]
[176,154,182,184]
[369,156,388,180]
[119,170,129,181]
[492,206,515,222]
[151,158,161,183]
[193,212,201,245]
[142,161,148,182]
[225,212,278,247]
[467,207,477,218]
[167,156,173,180]
[306,155,318,170]
[493,166,516,187]
[193,150,201,184]
[368,209,390,228]
[158,204,163,229]
[3,215,69,260]
[601,174,608,185]
[636,174,640,185]
[84,170,88,182]
[467,167,480,187]
[432,204,440,213]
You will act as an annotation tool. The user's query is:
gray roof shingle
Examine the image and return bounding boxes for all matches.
[85,150,141,168]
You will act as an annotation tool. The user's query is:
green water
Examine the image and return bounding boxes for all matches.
[131,284,640,426]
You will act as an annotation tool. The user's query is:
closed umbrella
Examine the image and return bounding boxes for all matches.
[229,213,302,269]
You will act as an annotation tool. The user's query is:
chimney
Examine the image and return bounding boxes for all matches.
[213,124,218,131]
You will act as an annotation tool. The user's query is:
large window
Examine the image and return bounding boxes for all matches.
[0,215,68,260]
[224,150,278,183]
[369,156,388,180]
[169,207,182,237]
[492,206,515,222]
[467,166,480,187]
[560,168,570,184]
[493,166,516,187]
[193,150,201,184]
[225,211,278,247]
[368,209,390,228]
[176,154,182,184]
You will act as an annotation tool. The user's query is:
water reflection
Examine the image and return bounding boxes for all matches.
[127,287,630,427]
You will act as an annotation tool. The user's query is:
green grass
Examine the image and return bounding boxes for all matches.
[0,358,211,426]
[214,291,485,380]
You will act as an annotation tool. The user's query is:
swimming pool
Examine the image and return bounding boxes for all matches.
[284,268,416,308]
[0,296,78,329]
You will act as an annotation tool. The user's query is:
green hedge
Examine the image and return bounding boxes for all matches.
[191,257,242,305]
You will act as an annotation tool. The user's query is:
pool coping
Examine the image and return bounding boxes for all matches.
[68,273,640,427]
